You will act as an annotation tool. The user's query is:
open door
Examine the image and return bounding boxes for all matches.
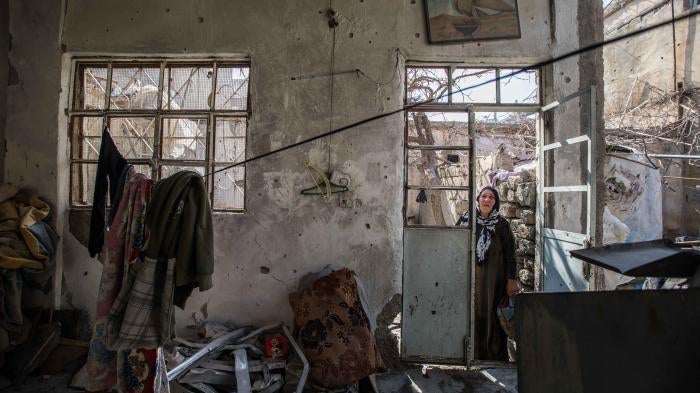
[537,86,597,291]
[401,109,474,363]
[401,65,542,364]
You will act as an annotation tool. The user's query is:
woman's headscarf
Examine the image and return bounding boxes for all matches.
[475,186,501,265]
[457,186,501,265]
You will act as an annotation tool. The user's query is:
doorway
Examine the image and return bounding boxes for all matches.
[401,65,541,365]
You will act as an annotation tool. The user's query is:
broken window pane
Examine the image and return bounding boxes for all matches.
[71,116,103,160]
[108,117,156,160]
[75,65,108,110]
[71,163,97,206]
[161,117,208,160]
[215,65,249,110]
[452,68,497,104]
[109,65,161,110]
[213,165,245,210]
[543,145,587,188]
[407,112,470,147]
[544,191,587,234]
[71,59,251,210]
[406,67,449,104]
[406,189,470,226]
[132,165,153,179]
[164,65,213,110]
[407,149,470,187]
[215,117,246,162]
[543,95,587,145]
[499,68,539,104]
[71,163,152,207]
[160,165,206,179]
[474,112,537,160]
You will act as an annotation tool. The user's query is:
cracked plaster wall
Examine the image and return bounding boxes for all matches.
[4,0,587,332]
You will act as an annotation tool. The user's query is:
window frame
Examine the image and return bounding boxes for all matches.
[68,56,251,212]
[403,64,541,228]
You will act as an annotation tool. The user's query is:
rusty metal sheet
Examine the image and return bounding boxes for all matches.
[402,228,470,363]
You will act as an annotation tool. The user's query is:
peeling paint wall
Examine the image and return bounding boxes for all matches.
[4,0,592,333]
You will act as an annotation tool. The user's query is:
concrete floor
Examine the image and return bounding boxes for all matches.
[2,367,517,393]
[374,366,517,393]
[0,373,77,393]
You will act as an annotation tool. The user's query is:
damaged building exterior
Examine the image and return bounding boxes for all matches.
[604,0,700,240]
[0,0,696,392]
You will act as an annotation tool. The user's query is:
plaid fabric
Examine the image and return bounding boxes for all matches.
[105,256,175,350]
[86,170,169,393]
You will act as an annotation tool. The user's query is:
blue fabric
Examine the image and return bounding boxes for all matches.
[26,221,57,262]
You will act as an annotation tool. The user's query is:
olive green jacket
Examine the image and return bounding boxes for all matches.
[144,171,213,308]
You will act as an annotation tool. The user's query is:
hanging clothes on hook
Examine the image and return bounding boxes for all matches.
[85,129,212,393]
[86,167,169,393]
[143,171,214,308]
[88,127,128,257]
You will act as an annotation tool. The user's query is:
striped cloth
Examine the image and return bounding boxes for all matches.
[105,256,175,350]
[86,170,170,392]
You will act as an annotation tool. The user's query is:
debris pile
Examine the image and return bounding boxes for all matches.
[496,169,537,291]
[166,321,307,393]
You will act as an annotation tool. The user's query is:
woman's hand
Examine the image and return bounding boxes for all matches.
[506,279,520,296]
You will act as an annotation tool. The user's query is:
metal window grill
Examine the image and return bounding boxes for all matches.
[404,65,541,228]
[69,59,250,211]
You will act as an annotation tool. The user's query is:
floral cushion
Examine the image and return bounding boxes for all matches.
[289,268,385,389]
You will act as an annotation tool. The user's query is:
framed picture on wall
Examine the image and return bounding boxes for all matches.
[424,0,521,44]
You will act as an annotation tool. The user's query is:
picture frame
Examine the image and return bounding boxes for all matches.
[423,0,522,44]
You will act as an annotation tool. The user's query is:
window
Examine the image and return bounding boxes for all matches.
[69,58,250,211]
[404,66,539,227]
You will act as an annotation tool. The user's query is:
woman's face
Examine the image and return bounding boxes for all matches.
[478,189,496,216]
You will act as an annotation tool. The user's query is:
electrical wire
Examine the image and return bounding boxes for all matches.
[202,7,700,179]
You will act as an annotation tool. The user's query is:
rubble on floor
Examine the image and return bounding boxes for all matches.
[374,365,517,393]
[166,321,307,393]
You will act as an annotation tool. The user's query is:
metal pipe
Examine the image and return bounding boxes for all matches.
[607,152,700,160]
[607,153,658,169]
[662,175,700,181]
[282,324,308,393]
[234,348,252,393]
[167,327,248,382]
[406,185,471,191]
[232,322,283,343]
[648,154,700,159]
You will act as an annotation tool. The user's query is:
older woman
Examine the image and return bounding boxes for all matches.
[457,185,518,361]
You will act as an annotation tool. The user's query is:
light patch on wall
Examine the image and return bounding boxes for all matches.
[269,130,286,150]
[262,170,308,213]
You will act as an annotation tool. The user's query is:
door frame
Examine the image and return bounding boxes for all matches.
[536,85,597,292]
[400,107,473,364]
[467,105,541,367]
[400,63,544,365]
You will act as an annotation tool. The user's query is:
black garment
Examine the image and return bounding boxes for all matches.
[473,216,516,361]
[107,164,133,227]
[88,129,127,257]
